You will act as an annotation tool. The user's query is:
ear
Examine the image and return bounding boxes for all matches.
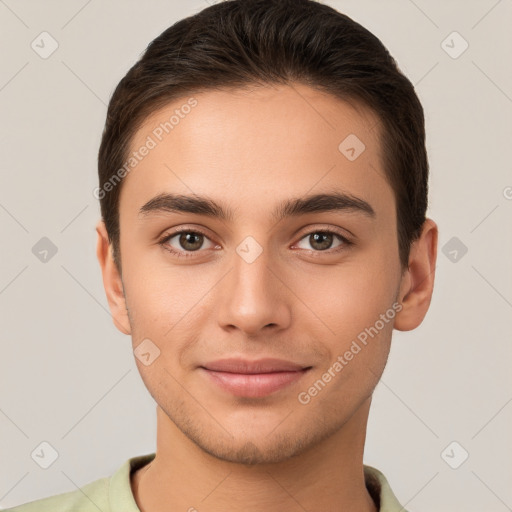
[95,219,131,335]
[394,218,438,331]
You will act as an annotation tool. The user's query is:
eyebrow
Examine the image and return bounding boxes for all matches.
[138,191,376,224]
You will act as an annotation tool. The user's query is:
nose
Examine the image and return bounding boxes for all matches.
[216,245,292,337]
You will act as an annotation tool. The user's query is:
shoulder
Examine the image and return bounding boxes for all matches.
[3,453,155,512]
[363,464,410,512]
[3,477,110,512]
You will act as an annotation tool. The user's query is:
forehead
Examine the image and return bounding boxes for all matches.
[133,83,381,156]
[119,83,393,224]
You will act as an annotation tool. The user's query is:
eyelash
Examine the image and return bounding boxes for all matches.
[157,227,353,259]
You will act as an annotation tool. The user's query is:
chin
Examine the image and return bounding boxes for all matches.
[198,436,302,465]
[184,418,335,466]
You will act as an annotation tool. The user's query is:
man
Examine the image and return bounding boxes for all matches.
[8,0,437,510]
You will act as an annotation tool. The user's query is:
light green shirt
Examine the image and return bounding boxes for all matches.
[5,452,408,511]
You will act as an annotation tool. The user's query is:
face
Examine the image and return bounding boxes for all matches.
[108,83,408,464]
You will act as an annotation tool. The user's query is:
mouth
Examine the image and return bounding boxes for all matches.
[200,358,312,398]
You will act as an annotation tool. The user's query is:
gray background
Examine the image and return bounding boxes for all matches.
[1,0,511,510]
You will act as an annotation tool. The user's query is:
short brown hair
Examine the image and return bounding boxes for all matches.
[98,0,428,274]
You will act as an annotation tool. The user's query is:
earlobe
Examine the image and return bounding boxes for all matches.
[394,218,438,332]
[95,219,132,335]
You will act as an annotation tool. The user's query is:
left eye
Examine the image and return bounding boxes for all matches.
[294,230,350,252]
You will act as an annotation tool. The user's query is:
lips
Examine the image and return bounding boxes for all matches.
[200,358,312,398]
[201,357,309,374]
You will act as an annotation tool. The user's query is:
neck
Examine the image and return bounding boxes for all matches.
[132,397,377,512]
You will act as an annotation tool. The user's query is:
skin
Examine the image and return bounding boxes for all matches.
[96,82,437,512]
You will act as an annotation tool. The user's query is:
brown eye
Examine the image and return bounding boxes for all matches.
[308,232,335,251]
[295,229,352,253]
[177,232,204,251]
[159,229,216,259]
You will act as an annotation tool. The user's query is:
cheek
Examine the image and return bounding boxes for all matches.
[292,256,398,340]
[121,254,212,363]
[121,242,194,323]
